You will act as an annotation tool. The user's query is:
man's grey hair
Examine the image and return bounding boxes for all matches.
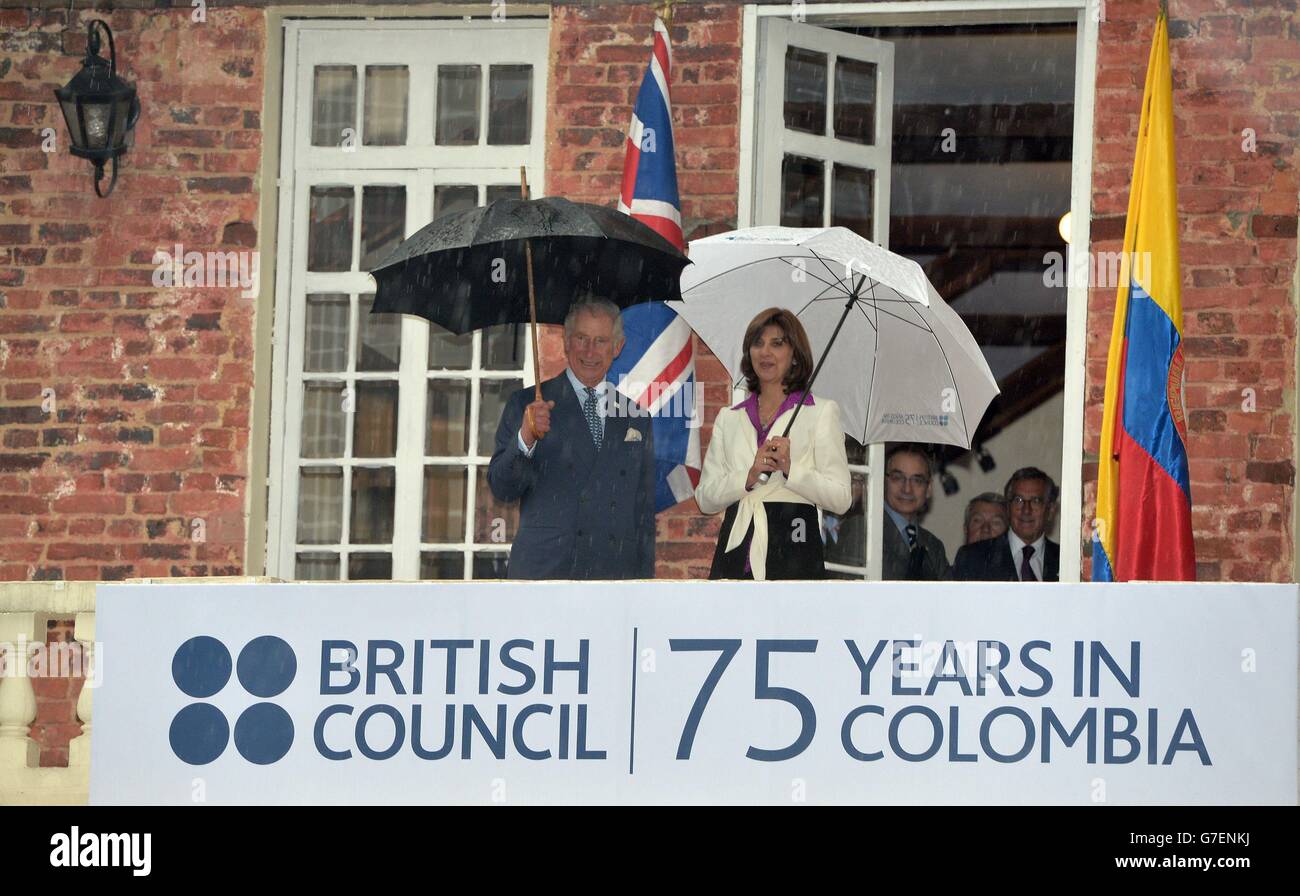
[564,296,624,343]
[964,492,1008,529]
[1003,467,1060,504]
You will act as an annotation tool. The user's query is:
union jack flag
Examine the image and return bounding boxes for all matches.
[610,15,700,511]
[617,16,683,249]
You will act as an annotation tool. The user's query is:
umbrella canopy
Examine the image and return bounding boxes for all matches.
[669,226,999,449]
[369,195,690,333]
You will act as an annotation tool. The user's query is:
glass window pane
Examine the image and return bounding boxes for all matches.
[296,551,340,580]
[357,294,400,372]
[427,380,471,455]
[312,65,356,147]
[832,163,874,239]
[434,185,478,220]
[478,378,521,456]
[784,47,827,135]
[474,467,518,545]
[823,471,867,569]
[472,552,510,579]
[486,184,517,206]
[429,325,473,369]
[834,57,877,145]
[423,465,468,543]
[780,154,824,227]
[348,552,392,580]
[297,466,343,544]
[360,186,406,270]
[364,65,409,146]
[436,65,481,146]
[308,186,354,272]
[350,467,395,544]
[488,64,532,145]
[301,381,346,458]
[304,293,349,373]
[482,324,524,370]
[421,551,465,580]
[353,380,399,457]
[845,435,867,466]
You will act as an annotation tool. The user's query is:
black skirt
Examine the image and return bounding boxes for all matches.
[709,501,827,580]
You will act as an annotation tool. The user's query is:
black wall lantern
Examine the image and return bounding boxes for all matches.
[54,20,140,197]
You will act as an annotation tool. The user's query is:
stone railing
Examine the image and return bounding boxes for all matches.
[0,580,95,805]
[0,576,281,805]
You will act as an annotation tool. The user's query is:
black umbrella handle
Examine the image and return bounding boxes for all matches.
[756,292,857,484]
[778,291,857,438]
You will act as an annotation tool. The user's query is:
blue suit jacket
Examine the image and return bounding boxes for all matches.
[487,374,656,579]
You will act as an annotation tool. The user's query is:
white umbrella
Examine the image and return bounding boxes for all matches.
[669,226,998,448]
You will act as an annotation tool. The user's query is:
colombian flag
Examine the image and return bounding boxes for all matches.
[1092,11,1195,582]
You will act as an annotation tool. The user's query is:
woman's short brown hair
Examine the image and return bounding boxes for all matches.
[739,307,814,395]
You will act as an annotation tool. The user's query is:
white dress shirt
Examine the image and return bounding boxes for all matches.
[517,369,610,456]
[1007,529,1046,581]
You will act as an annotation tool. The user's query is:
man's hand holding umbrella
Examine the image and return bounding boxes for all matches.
[522,399,555,449]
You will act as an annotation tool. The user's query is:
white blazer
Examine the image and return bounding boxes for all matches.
[696,393,852,580]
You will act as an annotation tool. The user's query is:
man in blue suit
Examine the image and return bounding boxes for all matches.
[488,298,656,579]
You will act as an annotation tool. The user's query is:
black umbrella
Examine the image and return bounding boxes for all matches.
[370,194,688,331]
[369,169,689,442]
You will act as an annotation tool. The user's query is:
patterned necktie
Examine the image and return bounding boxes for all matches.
[583,386,602,446]
[905,524,927,579]
[1020,544,1038,582]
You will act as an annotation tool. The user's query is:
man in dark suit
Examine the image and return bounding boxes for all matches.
[881,443,951,580]
[954,467,1060,582]
[488,298,656,580]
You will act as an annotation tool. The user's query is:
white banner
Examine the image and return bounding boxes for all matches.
[91,581,1297,805]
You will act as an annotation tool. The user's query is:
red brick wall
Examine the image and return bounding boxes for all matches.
[547,2,743,578]
[0,6,264,583]
[1082,0,1300,582]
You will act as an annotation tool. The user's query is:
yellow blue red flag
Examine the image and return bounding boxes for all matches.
[1092,11,1195,581]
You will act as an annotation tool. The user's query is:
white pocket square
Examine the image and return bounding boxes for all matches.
[624,428,643,442]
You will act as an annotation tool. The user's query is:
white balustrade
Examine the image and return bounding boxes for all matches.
[0,576,281,805]
[0,580,96,805]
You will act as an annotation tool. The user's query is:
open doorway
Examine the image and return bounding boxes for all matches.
[746,14,1077,575]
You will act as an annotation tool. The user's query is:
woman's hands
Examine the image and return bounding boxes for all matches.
[746,437,791,489]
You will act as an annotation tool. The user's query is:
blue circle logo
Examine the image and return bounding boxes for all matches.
[169,703,229,765]
[169,636,297,765]
[234,703,295,764]
[172,636,232,698]
[237,635,297,698]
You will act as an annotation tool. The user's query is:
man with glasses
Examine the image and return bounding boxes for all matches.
[953,467,1060,582]
[882,443,952,580]
[488,297,656,580]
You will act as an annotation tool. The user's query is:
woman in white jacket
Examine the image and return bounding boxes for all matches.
[696,308,852,580]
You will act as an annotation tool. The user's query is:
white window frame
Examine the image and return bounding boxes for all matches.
[267,19,549,581]
[739,0,1096,582]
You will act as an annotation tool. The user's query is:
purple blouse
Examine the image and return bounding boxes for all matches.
[733,389,815,447]
[729,390,814,572]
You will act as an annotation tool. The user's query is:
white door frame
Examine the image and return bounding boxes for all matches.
[267,18,549,580]
[739,0,1097,582]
